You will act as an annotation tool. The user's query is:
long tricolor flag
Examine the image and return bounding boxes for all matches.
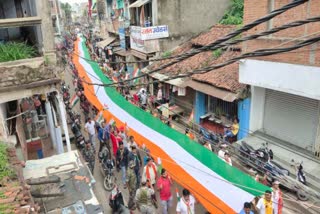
[70,94,79,109]
[73,36,270,213]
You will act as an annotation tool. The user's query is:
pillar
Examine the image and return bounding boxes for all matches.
[55,127,64,154]
[194,91,206,124]
[57,94,71,152]
[45,101,57,150]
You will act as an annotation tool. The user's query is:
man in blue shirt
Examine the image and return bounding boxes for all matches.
[239,202,254,214]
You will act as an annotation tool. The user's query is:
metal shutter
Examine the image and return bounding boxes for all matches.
[263,89,319,151]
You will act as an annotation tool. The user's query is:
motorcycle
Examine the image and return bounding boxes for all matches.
[101,159,116,191]
[61,84,70,102]
[239,141,271,167]
[292,160,306,185]
[109,185,129,214]
[69,111,81,129]
[71,122,85,149]
[199,127,220,146]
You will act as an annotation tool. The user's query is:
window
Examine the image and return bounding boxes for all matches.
[205,96,237,120]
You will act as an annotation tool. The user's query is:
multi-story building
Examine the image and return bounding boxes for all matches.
[49,0,62,35]
[95,0,230,78]
[239,0,320,187]
[0,0,71,161]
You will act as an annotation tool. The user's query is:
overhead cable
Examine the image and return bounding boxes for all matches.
[84,35,320,87]
[86,0,309,86]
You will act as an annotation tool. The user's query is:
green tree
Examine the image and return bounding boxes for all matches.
[219,0,244,25]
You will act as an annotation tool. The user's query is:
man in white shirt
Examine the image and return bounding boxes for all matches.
[255,190,274,214]
[140,90,147,110]
[85,117,97,149]
[218,144,228,160]
[176,189,196,214]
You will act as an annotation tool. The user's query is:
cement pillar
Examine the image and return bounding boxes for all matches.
[53,0,61,35]
[36,0,56,64]
[55,127,64,154]
[57,94,71,152]
[45,101,56,150]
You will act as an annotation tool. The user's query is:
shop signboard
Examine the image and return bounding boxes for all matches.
[130,26,160,53]
[141,25,169,40]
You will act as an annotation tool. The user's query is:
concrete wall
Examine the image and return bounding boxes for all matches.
[36,0,55,55]
[239,59,320,100]
[0,103,8,140]
[249,86,265,132]
[157,0,230,51]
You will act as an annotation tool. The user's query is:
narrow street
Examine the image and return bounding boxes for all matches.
[64,66,207,213]
[1,0,320,214]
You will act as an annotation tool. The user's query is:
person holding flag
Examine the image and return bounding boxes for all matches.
[157,168,173,214]
[176,189,197,214]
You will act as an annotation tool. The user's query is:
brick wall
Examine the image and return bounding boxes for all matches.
[243,0,320,66]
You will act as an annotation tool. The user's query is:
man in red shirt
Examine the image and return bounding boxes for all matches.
[157,168,173,214]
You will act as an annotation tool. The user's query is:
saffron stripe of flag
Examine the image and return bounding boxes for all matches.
[70,94,79,109]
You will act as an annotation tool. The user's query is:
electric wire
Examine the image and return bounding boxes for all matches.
[84,0,310,86]
[64,53,320,213]
[69,58,320,209]
[83,35,320,87]
[75,15,320,66]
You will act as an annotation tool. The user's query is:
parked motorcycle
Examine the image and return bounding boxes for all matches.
[71,122,85,149]
[69,111,81,129]
[98,150,116,191]
[199,127,220,146]
[292,160,306,185]
[239,141,271,167]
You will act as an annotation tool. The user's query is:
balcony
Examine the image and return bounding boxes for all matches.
[0,57,59,91]
[0,17,42,28]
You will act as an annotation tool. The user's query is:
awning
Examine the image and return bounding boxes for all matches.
[129,0,150,8]
[114,49,131,57]
[96,36,116,48]
[131,49,148,60]
[150,72,185,87]
[183,80,239,102]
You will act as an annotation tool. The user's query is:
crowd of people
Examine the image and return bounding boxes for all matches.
[84,112,201,214]
[61,30,285,214]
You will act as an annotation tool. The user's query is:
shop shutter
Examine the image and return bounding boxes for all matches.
[263,89,319,151]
